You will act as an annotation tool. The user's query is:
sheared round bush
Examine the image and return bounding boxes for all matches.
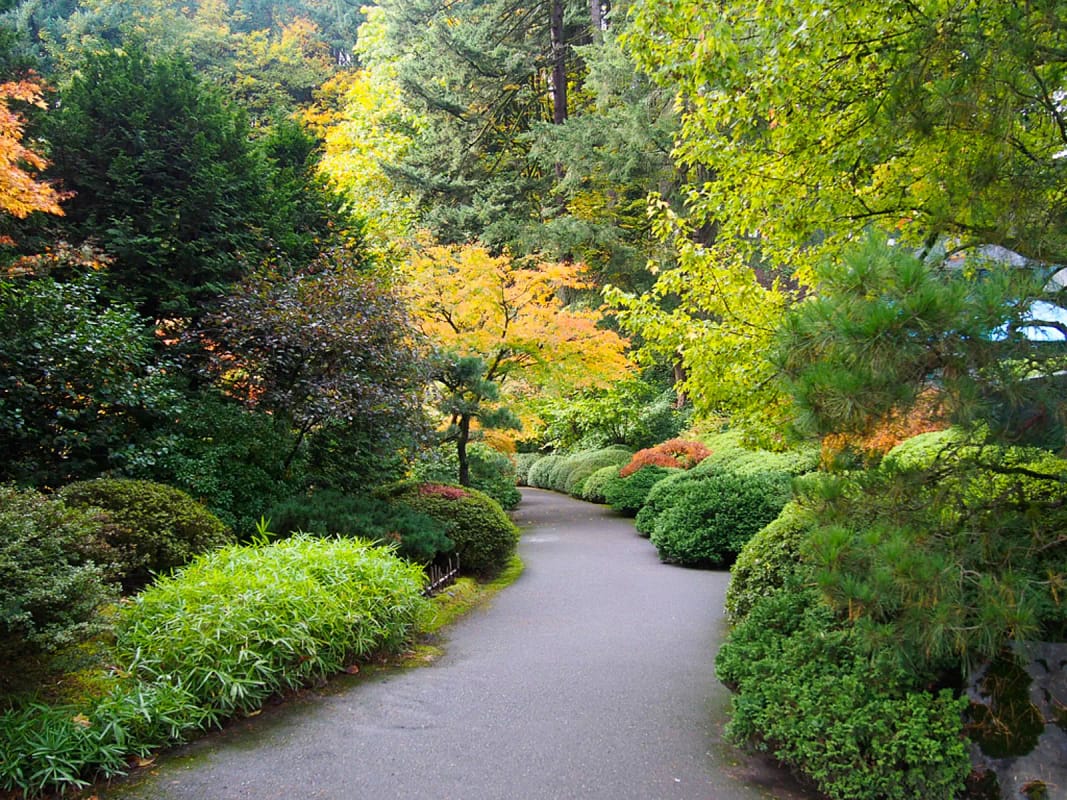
[580,465,621,504]
[618,438,711,477]
[650,471,792,567]
[527,454,564,490]
[396,484,519,576]
[58,479,233,592]
[690,440,820,479]
[634,470,690,536]
[725,502,816,624]
[117,535,428,723]
[266,490,452,563]
[602,465,681,516]
[514,452,543,486]
[559,447,633,496]
[716,588,970,800]
[0,486,115,664]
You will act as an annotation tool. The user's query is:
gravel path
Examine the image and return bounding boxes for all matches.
[101,488,812,800]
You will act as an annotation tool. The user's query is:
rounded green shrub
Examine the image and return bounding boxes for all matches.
[397,484,519,576]
[650,471,791,567]
[58,479,233,592]
[117,535,428,723]
[634,469,690,536]
[580,465,621,504]
[716,588,970,800]
[0,486,115,663]
[514,452,543,486]
[266,490,452,563]
[725,502,816,624]
[559,447,633,496]
[602,465,681,516]
[527,454,563,490]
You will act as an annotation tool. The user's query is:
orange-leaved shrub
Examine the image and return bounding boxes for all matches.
[619,438,712,478]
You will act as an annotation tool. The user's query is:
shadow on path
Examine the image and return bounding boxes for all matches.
[101,488,814,800]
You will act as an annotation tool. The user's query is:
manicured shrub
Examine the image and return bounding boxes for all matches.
[602,466,681,516]
[0,486,116,663]
[580,465,621,503]
[560,447,634,496]
[690,439,819,479]
[117,535,428,723]
[618,438,711,477]
[649,471,791,567]
[527,454,564,489]
[58,479,233,592]
[716,588,971,800]
[725,502,816,625]
[634,470,689,536]
[514,452,543,486]
[413,442,521,510]
[266,490,453,563]
[396,484,520,576]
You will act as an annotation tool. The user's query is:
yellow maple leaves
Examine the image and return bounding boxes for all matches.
[404,239,632,393]
[0,79,67,220]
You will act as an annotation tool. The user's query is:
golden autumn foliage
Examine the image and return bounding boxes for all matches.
[0,79,67,219]
[404,239,632,393]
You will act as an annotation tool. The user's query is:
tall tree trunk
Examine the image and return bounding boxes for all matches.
[457,413,472,486]
[550,0,567,125]
[590,0,607,38]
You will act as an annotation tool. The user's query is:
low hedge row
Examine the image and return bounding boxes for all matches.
[526,447,633,496]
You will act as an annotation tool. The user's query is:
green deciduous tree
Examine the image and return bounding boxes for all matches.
[616,0,1067,426]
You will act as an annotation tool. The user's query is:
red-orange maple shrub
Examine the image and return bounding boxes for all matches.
[619,438,712,478]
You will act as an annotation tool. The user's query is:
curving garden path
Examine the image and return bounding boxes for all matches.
[101,488,812,800]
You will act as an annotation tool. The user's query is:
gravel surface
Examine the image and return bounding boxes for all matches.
[101,488,813,800]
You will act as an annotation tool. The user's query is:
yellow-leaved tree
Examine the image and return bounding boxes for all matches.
[0,79,66,221]
[405,239,632,485]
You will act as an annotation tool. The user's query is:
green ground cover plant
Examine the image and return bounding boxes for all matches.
[716,587,971,800]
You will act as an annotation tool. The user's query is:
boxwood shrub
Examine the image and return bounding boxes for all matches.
[527,454,564,490]
[560,447,633,496]
[394,483,519,577]
[58,479,233,592]
[266,490,453,563]
[716,588,970,800]
[649,471,791,567]
[118,535,429,723]
[724,501,816,625]
[602,465,681,516]
[580,465,621,504]
[514,452,543,486]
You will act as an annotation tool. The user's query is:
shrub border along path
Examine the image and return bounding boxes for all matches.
[96,489,813,800]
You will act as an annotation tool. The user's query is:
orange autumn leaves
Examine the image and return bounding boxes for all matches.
[0,79,67,221]
[404,241,632,393]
